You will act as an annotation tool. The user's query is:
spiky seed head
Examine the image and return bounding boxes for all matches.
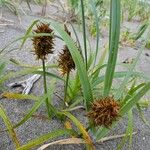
[87,97,120,128]
[32,23,54,60]
[58,45,75,75]
[58,25,75,75]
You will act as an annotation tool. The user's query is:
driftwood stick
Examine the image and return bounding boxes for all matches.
[8,54,57,94]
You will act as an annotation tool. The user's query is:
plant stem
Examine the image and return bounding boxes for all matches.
[64,72,70,107]
[80,0,87,70]
[42,59,51,118]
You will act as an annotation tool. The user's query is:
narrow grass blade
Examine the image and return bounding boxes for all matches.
[70,23,82,56]
[1,92,38,101]
[33,70,63,81]
[9,58,57,69]
[0,36,23,54]
[26,0,32,11]
[0,68,37,84]
[89,0,100,66]
[61,111,94,150]
[115,43,146,99]
[117,110,133,150]
[134,21,149,40]
[80,0,88,70]
[90,64,107,81]
[122,83,146,106]
[1,33,53,54]
[51,21,93,109]
[137,104,150,128]
[68,73,81,102]
[13,94,48,128]
[103,0,121,96]
[92,71,149,88]
[0,68,63,85]
[4,1,18,15]
[20,20,39,49]
[0,105,20,148]
[14,81,56,128]
[16,129,76,150]
[91,45,108,82]
[128,111,133,150]
[87,53,95,70]
[0,62,6,76]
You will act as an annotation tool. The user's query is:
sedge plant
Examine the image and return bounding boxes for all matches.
[0,0,150,149]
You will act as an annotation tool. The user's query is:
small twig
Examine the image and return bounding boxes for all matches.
[97,132,137,143]
[54,92,63,101]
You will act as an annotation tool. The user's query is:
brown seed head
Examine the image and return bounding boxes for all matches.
[58,25,75,75]
[87,97,120,128]
[32,23,54,60]
[58,45,75,75]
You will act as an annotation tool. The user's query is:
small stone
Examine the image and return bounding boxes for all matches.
[123,58,134,64]
[145,53,150,57]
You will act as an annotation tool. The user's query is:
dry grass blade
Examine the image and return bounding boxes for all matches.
[37,132,137,150]
[98,132,137,143]
[1,92,38,101]
[0,105,20,148]
[37,138,85,150]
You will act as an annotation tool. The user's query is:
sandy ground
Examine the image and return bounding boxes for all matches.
[0,1,150,150]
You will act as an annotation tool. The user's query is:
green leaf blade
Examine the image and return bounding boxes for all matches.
[50,22,93,110]
[103,0,121,96]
